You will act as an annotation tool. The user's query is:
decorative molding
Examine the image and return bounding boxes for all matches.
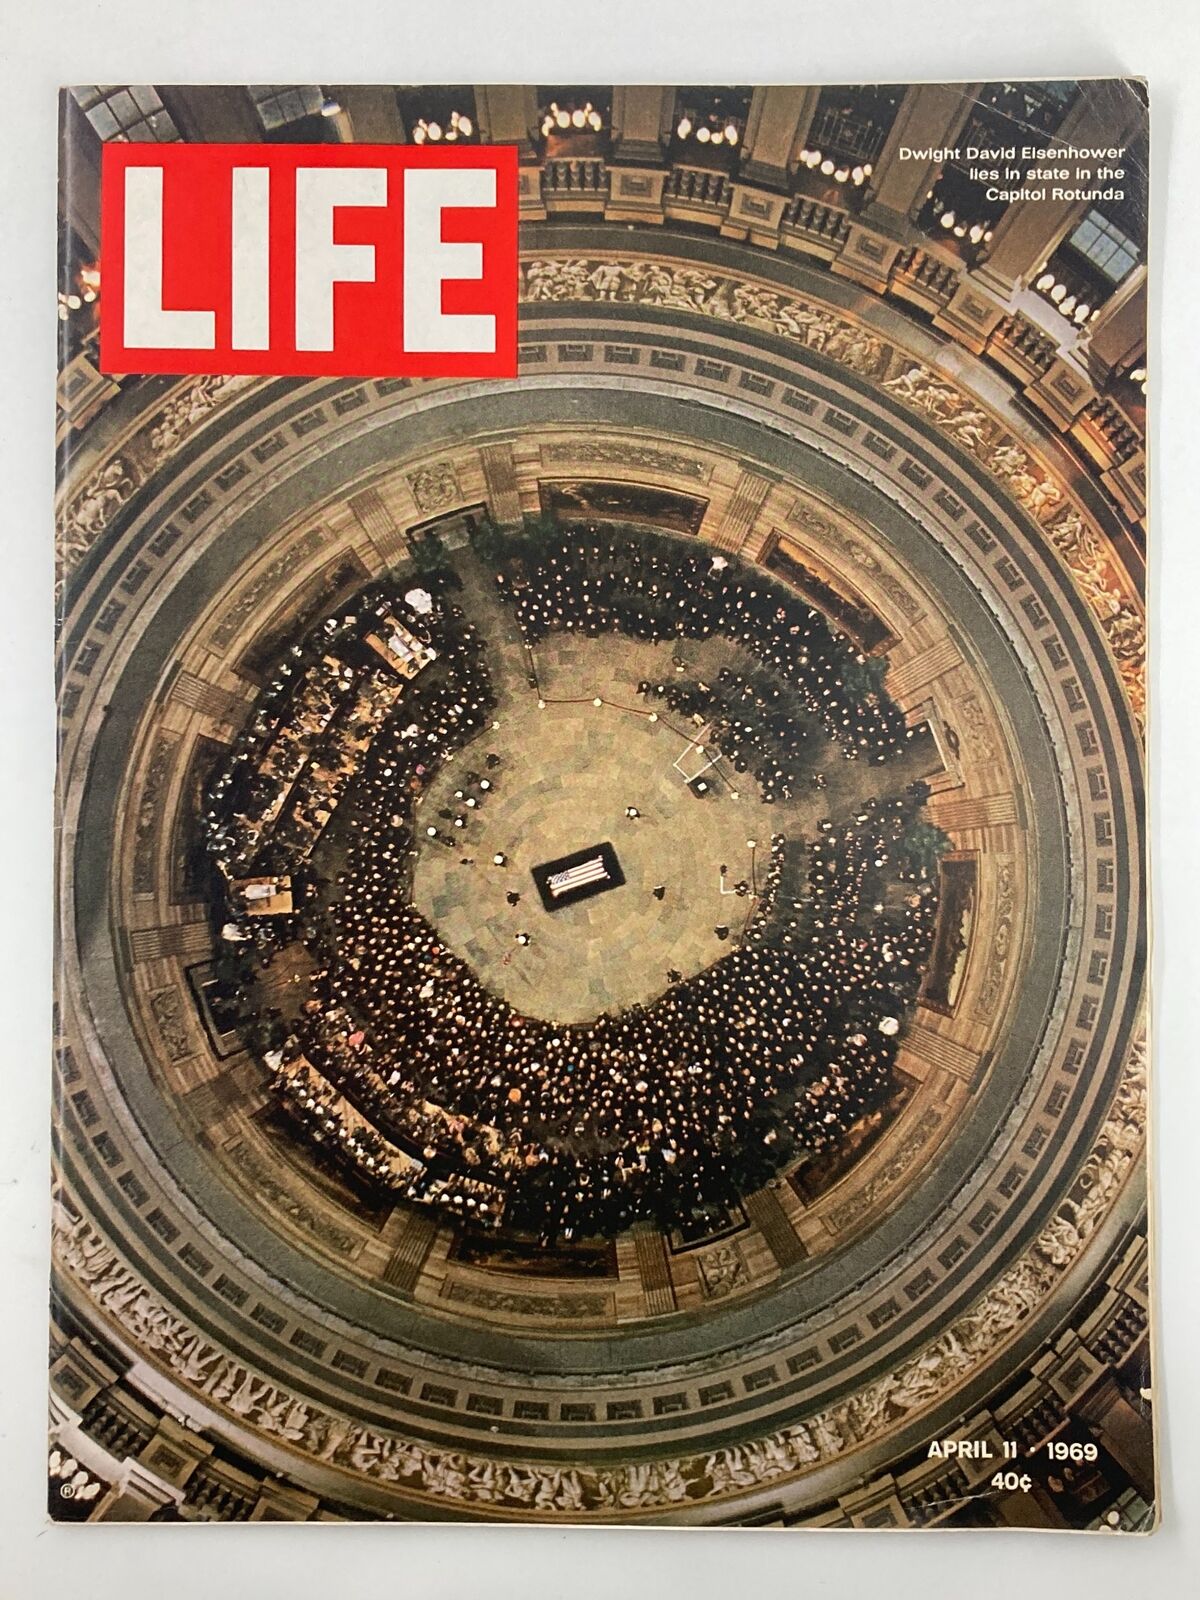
[148,987,192,1064]
[406,462,461,515]
[787,500,924,625]
[223,1139,360,1258]
[695,1241,751,1300]
[825,1107,945,1234]
[57,375,252,599]
[441,1281,613,1321]
[974,859,1017,1023]
[540,439,709,481]
[131,735,179,895]
[208,529,327,653]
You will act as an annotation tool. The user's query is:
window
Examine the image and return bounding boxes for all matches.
[70,86,178,143]
[1067,210,1140,285]
[248,85,325,132]
[808,84,903,167]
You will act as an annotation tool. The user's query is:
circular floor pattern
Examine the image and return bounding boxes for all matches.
[411,619,928,1026]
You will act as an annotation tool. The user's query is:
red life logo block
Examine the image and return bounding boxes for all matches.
[99,143,519,379]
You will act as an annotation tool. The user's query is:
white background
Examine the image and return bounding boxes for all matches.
[2,3,1196,1593]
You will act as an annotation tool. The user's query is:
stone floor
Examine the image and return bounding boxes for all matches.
[408,557,930,1025]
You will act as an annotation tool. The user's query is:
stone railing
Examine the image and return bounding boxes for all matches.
[781,194,853,250]
[80,1391,154,1461]
[187,1461,259,1521]
[990,313,1059,381]
[663,162,733,210]
[542,155,609,197]
[890,245,960,312]
[1079,394,1143,468]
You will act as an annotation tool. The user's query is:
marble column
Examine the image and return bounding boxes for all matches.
[475,85,538,158]
[157,86,262,142]
[328,85,407,143]
[250,1480,321,1520]
[606,87,673,223]
[477,86,542,220]
[839,1475,912,1529]
[1085,265,1147,383]
[58,94,102,254]
[866,83,981,228]
[49,1335,119,1414]
[136,1415,214,1494]
[1048,1330,1155,1501]
[611,86,673,163]
[1077,1376,1156,1502]
[90,1457,184,1522]
[739,86,820,188]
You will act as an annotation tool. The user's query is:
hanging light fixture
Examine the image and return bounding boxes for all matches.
[677,115,693,138]
[940,210,956,229]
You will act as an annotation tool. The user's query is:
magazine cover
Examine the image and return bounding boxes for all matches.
[51,79,1152,1528]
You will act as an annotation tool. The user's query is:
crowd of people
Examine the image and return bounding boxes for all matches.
[638,666,828,804]
[282,780,936,1239]
[497,530,911,764]
[204,539,942,1244]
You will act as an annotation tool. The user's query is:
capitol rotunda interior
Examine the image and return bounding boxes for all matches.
[50,80,1151,1529]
